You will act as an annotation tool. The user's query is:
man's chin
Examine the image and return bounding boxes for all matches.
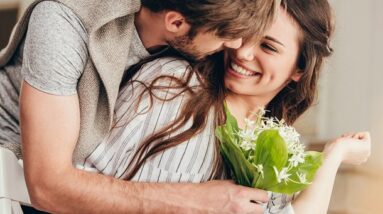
[174,50,203,62]
[192,50,222,61]
[172,47,221,62]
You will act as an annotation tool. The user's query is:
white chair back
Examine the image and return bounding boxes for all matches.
[0,147,31,214]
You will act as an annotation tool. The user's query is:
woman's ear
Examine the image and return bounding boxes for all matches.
[164,11,190,35]
[291,69,302,82]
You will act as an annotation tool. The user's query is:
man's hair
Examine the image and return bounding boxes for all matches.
[141,0,280,40]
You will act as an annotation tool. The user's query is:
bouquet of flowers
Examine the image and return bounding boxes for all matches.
[215,104,323,194]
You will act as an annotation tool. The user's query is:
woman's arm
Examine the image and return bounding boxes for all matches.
[292,132,371,214]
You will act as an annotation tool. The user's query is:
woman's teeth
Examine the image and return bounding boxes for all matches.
[231,62,258,76]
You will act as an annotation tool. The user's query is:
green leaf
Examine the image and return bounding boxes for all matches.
[223,102,239,134]
[218,130,257,187]
[267,151,323,194]
[215,104,258,187]
[215,126,225,143]
[216,103,240,146]
[252,130,288,189]
[254,130,288,169]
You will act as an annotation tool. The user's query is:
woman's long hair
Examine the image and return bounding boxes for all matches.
[119,0,335,180]
[266,0,334,123]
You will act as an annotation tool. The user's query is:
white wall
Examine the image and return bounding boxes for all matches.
[316,1,383,213]
[369,0,383,167]
[317,0,383,168]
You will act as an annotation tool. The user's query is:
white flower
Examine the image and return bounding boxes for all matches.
[238,109,309,180]
[273,167,291,184]
[244,118,256,129]
[265,117,276,128]
[279,126,300,148]
[288,152,306,167]
[238,127,256,140]
[258,108,267,116]
[239,140,256,151]
[253,164,264,178]
[296,172,309,184]
[237,129,257,151]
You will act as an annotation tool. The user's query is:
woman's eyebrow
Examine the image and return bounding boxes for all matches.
[264,36,285,47]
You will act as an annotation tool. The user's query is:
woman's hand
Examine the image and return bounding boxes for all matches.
[293,132,371,214]
[324,131,371,165]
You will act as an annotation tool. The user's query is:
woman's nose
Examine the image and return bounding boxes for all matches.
[235,44,255,61]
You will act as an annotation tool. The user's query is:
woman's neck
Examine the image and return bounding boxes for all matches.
[225,92,270,128]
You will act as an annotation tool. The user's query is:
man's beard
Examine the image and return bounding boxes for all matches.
[168,35,208,61]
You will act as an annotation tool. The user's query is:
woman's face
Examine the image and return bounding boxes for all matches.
[224,8,302,102]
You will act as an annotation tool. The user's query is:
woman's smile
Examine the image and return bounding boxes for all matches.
[226,58,262,79]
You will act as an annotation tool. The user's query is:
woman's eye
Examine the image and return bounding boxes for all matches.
[261,43,278,53]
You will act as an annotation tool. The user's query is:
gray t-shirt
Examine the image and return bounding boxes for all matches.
[0,1,149,155]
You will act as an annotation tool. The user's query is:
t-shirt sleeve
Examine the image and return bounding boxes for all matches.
[21,1,88,96]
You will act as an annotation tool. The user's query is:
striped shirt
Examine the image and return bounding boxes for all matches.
[82,57,216,182]
[80,57,294,213]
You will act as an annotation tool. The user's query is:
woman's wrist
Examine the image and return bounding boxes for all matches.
[323,141,343,167]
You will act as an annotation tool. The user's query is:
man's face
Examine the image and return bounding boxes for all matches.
[169,30,243,60]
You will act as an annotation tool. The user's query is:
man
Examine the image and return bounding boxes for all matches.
[0,0,278,212]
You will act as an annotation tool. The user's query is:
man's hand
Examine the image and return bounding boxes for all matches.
[190,180,268,213]
[138,180,268,214]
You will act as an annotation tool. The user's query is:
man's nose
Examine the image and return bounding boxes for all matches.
[223,38,243,49]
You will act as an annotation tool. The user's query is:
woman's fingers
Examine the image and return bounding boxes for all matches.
[341,132,354,138]
[352,132,371,141]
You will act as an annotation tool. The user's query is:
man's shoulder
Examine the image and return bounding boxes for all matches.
[21,0,90,96]
[31,1,87,35]
[33,1,79,18]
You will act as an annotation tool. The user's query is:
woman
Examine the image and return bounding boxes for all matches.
[84,0,371,213]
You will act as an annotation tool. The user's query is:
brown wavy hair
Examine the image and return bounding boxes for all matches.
[120,0,335,180]
[142,0,280,41]
[266,0,334,123]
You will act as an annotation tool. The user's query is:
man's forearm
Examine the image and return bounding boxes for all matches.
[31,167,197,213]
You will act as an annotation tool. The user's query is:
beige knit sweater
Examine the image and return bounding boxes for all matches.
[0,0,141,164]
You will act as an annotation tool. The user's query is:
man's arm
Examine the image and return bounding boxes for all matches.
[20,81,268,213]
[19,2,268,212]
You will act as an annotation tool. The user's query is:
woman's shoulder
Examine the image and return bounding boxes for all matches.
[139,57,192,77]
[155,56,190,68]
